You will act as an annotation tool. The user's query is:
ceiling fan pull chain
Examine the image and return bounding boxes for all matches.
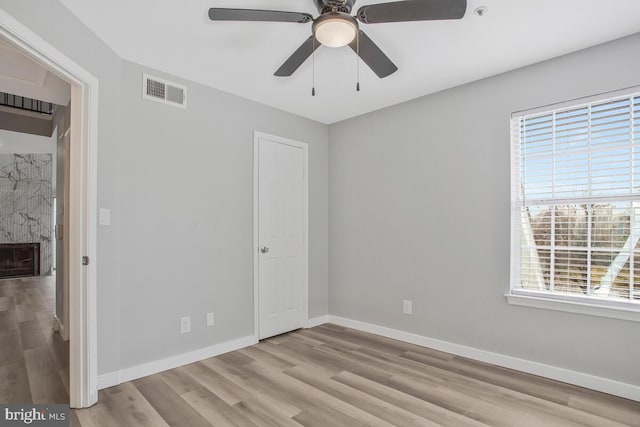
[356,30,360,92]
[312,37,316,96]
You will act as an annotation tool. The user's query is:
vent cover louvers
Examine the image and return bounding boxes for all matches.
[142,74,187,108]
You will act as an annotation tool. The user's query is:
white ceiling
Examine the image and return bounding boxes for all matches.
[59,0,640,124]
[0,38,70,106]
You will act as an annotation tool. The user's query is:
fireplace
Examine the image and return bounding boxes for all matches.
[0,243,41,278]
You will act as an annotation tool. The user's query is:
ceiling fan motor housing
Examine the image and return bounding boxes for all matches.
[312,12,359,48]
[315,0,357,14]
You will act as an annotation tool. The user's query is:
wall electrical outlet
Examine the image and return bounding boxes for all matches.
[180,316,191,334]
[403,300,413,315]
[206,312,215,327]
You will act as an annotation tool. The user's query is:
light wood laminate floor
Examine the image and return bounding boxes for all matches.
[74,324,640,426]
[0,276,69,404]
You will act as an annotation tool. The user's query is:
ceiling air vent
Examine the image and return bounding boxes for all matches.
[142,73,187,109]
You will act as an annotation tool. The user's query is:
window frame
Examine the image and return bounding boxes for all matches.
[508,87,640,322]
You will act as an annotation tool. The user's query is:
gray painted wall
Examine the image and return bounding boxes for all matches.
[329,33,640,386]
[1,0,328,375]
[118,60,328,368]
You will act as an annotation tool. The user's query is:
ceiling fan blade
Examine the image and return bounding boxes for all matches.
[356,0,467,24]
[349,31,397,78]
[275,36,320,77]
[208,8,313,23]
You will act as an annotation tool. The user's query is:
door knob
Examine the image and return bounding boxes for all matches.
[260,246,270,253]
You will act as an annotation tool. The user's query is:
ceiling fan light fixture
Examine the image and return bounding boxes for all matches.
[313,13,358,48]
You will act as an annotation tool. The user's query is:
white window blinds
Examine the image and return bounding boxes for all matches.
[511,92,640,303]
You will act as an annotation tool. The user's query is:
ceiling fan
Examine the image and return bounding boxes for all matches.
[208,0,467,78]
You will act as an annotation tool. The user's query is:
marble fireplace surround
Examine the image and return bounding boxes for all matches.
[0,153,53,275]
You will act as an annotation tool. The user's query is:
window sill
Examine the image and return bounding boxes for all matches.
[505,292,640,322]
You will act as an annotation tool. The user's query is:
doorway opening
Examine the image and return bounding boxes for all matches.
[0,10,98,408]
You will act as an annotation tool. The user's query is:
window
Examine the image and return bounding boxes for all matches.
[509,89,640,320]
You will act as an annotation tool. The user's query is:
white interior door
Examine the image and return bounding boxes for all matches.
[256,133,308,339]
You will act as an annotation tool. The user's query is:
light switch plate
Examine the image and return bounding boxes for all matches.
[99,208,111,226]
[206,312,215,326]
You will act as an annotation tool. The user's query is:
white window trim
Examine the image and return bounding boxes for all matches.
[508,87,640,322]
[506,291,640,322]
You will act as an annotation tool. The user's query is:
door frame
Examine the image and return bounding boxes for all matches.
[0,10,99,408]
[253,131,309,339]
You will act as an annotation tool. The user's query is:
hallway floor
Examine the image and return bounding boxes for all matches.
[0,275,69,404]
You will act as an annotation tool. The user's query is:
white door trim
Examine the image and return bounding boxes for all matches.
[253,131,309,340]
[0,10,99,408]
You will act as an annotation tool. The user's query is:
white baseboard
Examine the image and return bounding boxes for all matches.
[306,315,329,328]
[52,314,68,342]
[328,315,640,402]
[97,371,121,390]
[96,315,639,402]
[97,334,258,390]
